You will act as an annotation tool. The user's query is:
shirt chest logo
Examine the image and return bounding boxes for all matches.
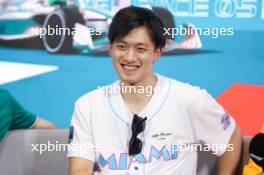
[221,112,231,130]
[152,132,172,140]
[98,145,178,170]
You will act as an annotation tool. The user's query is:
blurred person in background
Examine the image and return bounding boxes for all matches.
[243,124,264,175]
[0,88,56,142]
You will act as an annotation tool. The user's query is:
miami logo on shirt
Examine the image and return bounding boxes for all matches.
[98,145,178,170]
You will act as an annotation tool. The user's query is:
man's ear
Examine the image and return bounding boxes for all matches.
[153,47,163,62]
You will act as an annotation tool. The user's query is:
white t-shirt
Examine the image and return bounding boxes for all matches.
[67,74,236,175]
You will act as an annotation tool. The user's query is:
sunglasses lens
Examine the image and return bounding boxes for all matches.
[129,115,147,156]
[132,116,146,133]
[129,137,142,155]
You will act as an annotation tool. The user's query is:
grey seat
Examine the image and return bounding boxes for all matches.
[0,129,252,175]
[0,129,68,175]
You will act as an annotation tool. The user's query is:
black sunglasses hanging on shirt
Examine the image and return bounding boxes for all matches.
[129,114,147,156]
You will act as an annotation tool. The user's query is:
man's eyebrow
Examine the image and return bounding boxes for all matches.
[115,40,127,44]
[116,40,149,47]
[136,43,148,47]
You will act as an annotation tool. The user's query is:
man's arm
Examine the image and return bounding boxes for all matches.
[218,125,242,175]
[32,118,56,129]
[69,157,94,175]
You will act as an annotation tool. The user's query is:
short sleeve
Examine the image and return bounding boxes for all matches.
[193,90,236,156]
[9,92,37,129]
[67,96,96,162]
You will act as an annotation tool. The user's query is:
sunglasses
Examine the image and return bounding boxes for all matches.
[129,114,147,156]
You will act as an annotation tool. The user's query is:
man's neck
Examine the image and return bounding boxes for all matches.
[120,74,157,114]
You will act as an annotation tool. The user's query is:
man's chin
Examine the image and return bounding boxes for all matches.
[120,75,140,85]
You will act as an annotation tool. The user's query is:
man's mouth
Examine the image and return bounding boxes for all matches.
[120,64,140,71]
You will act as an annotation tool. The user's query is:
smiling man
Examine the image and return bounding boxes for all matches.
[68,6,242,175]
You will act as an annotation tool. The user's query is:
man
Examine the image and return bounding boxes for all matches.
[0,88,56,142]
[68,6,242,175]
[243,124,264,175]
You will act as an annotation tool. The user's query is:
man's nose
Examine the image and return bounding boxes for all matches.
[123,48,137,62]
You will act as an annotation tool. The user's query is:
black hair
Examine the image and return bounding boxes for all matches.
[108,6,166,49]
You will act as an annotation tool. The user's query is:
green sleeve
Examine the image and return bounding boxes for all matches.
[9,92,37,130]
[0,89,13,141]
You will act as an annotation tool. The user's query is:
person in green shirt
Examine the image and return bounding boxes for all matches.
[0,88,56,142]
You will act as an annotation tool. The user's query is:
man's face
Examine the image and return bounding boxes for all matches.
[109,26,162,85]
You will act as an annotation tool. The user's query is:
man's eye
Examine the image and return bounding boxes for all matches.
[137,48,146,52]
[117,45,126,50]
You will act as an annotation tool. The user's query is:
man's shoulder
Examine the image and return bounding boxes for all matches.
[158,75,208,107]
[75,83,114,105]
[162,75,206,96]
